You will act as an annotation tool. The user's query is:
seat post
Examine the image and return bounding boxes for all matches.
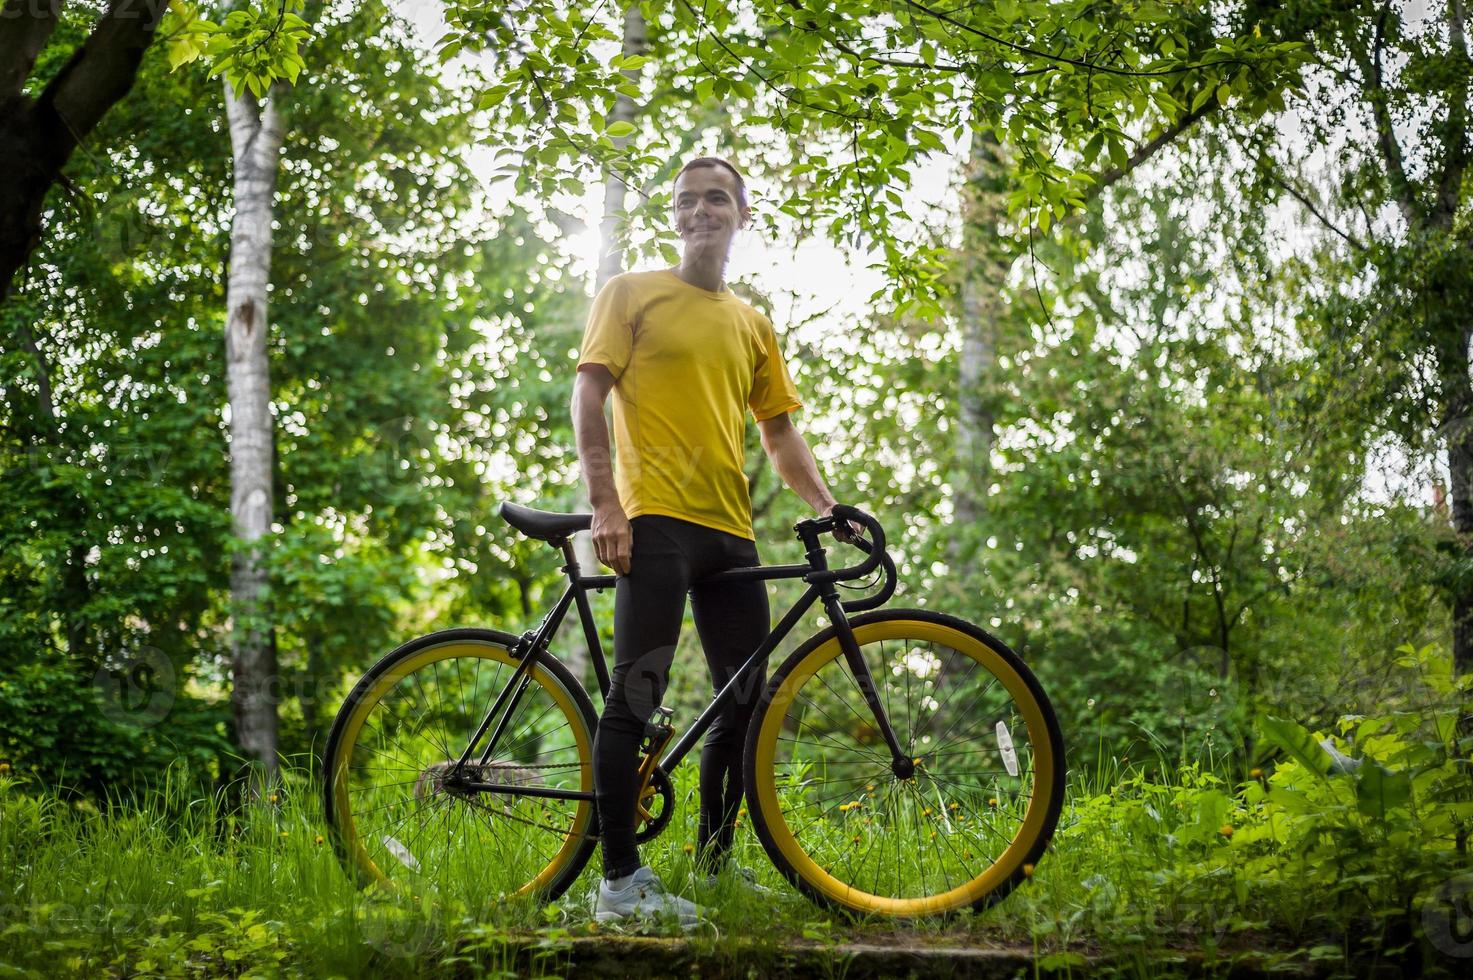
[557,536,581,579]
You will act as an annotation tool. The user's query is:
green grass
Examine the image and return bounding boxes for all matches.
[2,703,1468,978]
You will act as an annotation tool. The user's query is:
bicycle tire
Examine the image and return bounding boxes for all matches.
[744,609,1065,917]
[322,627,599,903]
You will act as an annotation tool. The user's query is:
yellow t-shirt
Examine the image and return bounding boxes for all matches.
[576,268,803,540]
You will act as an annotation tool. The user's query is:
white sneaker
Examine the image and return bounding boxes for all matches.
[593,866,706,927]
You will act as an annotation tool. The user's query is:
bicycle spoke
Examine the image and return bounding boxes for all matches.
[754,623,1057,912]
[328,641,594,901]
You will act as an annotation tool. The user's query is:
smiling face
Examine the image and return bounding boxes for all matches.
[672,164,750,260]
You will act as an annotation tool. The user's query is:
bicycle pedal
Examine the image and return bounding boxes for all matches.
[642,706,675,739]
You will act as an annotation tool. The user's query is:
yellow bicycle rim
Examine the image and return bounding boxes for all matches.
[753,619,1058,916]
[329,640,594,898]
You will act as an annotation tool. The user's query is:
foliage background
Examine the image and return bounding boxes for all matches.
[0,0,1458,790]
[0,0,1469,969]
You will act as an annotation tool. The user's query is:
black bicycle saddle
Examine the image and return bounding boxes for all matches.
[498,501,592,542]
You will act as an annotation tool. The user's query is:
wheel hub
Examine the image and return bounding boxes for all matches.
[414,761,539,801]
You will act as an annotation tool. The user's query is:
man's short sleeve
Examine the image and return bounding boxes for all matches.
[749,315,803,421]
[577,275,636,378]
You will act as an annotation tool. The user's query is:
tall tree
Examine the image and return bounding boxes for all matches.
[949,131,1010,543]
[594,5,647,290]
[1336,0,1470,674]
[1,0,540,789]
[561,2,649,688]
[1246,0,1472,672]
[222,67,287,780]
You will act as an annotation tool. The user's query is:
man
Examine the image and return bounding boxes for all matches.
[572,156,849,924]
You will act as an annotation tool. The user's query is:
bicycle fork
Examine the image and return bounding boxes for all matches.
[820,588,916,780]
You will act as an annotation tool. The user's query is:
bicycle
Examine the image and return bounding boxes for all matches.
[322,502,1065,917]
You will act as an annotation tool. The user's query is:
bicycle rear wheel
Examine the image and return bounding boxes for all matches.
[745,610,1064,917]
[323,628,598,903]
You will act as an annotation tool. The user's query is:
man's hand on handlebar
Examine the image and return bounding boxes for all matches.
[821,502,865,545]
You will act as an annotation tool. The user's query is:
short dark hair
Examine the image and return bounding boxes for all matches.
[673,157,749,212]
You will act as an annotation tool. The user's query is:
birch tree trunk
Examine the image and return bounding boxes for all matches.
[568,4,646,685]
[224,76,287,782]
[595,6,645,290]
[950,131,1011,542]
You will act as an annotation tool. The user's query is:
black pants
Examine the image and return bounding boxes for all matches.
[594,514,770,879]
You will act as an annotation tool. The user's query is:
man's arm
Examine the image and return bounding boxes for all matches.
[757,412,856,537]
[571,366,632,574]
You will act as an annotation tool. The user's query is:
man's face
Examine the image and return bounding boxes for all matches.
[672,166,747,258]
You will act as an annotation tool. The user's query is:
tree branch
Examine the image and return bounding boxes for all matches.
[37,0,170,144]
[1348,3,1418,225]
[675,0,865,122]
[1087,95,1216,200]
[1258,156,1368,251]
[13,315,58,432]
[1436,0,1469,226]
[899,0,1256,78]
[825,30,970,73]
[0,0,64,100]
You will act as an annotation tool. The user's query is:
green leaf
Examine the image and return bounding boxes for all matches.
[1258,715,1333,780]
[168,38,203,72]
[1083,132,1104,165]
[605,120,636,138]
[1354,761,1411,821]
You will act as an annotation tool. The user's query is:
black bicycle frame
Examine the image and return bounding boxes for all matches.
[458,517,906,802]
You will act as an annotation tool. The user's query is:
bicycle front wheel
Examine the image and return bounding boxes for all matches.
[323,628,598,903]
[745,610,1064,917]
